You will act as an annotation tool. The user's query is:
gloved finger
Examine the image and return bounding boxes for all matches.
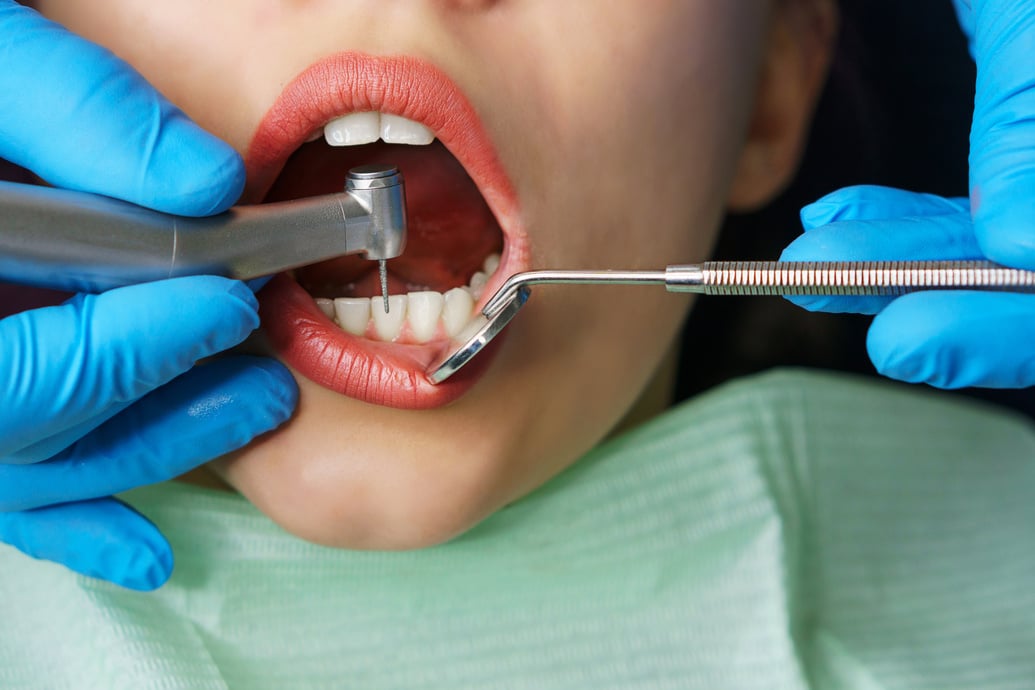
[0,2,243,215]
[950,0,976,55]
[7,267,278,460]
[867,291,1035,389]
[0,497,172,591]
[0,276,260,459]
[780,210,982,314]
[0,356,296,510]
[800,185,969,230]
[968,0,1035,268]
[6,401,134,467]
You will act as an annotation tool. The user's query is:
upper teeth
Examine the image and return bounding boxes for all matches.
[323,112,435,147]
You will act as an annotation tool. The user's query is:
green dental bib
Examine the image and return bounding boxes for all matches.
[2,369,1033,689]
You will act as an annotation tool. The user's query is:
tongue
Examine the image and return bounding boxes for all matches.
[265,140,502,296]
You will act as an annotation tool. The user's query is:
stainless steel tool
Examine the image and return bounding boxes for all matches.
[425,260,1035,383]
[0,164,406,304]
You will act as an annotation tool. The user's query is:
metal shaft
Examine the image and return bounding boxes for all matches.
[482,260,1035,317]
[434,259,1035,385]
[0,165,406,293]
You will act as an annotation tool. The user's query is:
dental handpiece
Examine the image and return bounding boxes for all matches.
[427,260,1035,383]
[0,164,406,302]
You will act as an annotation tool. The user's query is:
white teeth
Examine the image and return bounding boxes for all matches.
[313,252,503,343]
[483,254,500,275]
[334,297,372,336]
[371,295,408,341]
[442,287,475,337]
[407,291,445,343]
[322,112,434,147]
[324,112,381,146]
[315,298,335,319]
[468,271,488,300]
[379,114,435,145]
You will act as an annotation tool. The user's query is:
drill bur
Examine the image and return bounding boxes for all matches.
[379,259,390,313]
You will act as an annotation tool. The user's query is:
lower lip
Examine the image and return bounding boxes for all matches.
[259,274,500,409]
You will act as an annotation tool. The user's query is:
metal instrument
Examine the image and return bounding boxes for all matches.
[0,163,406,305]
[426,260,1035,383]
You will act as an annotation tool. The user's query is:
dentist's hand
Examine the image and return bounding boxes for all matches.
[0,3,297,590]
[781,0,1035,389]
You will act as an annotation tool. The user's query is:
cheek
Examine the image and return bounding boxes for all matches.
[470,4,773,475]
[468,2,771,273]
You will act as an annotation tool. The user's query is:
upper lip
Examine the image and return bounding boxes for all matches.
[243,51,529,408]
[244,53,520,228]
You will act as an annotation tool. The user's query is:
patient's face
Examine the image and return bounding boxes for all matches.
[31,1,809,547]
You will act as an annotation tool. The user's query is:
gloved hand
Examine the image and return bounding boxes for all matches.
[0,3,298,590]
[781,0,1035,389]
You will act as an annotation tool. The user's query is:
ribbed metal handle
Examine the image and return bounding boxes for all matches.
[666,260,1035,295]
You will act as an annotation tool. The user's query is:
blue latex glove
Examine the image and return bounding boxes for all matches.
[781,0,1035,389]
[0,3,298,590]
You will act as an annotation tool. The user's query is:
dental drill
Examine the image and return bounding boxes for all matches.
[0,164,406,309]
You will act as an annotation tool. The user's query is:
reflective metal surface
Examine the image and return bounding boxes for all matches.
[427,260,1035,383]
[664,260,1035,295]
[426,285,530,384]
[0,165,407,293]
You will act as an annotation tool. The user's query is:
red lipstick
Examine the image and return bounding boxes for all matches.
[245,52,528,409]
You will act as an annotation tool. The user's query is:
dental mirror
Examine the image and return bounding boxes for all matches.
[425,260,1035,384]
[425,284,530,383]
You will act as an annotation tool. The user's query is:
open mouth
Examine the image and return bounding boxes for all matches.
[245,53,528,409]
[272,139,502,341]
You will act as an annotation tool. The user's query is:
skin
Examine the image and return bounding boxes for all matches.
[30,0,836,549]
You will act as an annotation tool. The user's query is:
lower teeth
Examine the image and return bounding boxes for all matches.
[313,253,499,343]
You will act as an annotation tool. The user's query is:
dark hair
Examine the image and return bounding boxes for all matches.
[674,0,979,401]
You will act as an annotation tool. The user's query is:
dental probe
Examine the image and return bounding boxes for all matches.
[0,164,406,300]
[426,260,1035,383]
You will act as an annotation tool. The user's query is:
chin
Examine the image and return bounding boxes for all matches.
[215,374,536,550]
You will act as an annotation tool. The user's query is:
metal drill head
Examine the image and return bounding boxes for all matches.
[345,165,406,315]
[345,165,407,263]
